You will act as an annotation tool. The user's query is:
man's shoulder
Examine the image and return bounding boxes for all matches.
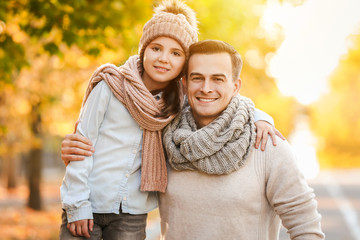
[255,136,296,161]
[258,136,290,151]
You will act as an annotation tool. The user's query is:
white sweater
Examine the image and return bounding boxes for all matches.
[159,137,324,240]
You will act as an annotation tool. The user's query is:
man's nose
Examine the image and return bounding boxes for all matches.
[200,80,213,93]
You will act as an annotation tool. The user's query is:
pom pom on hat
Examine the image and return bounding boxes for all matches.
[139,0,198,65]
[154,0,198,31]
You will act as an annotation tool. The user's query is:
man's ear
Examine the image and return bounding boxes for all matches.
[233,78,242,96]
[182,76,188,94]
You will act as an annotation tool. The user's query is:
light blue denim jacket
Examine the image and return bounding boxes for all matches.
[60,81,158,223]
[60,81,273,223]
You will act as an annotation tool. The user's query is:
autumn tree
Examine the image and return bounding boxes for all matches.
[0,0,153,210]
[309,32,360,168]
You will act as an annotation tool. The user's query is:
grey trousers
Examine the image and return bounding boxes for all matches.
[59,209,147,240]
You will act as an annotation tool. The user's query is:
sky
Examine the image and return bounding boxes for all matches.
[261,0,360,105]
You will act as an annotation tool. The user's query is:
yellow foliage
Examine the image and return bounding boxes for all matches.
[77,56,91,69]
[249,89,297,137]
[309,32,360,168]
[13,98,31,115]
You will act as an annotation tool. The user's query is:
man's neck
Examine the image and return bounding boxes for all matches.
[193,117,213,129]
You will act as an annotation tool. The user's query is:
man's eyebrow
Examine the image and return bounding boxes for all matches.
[189,72,203,77]
[212,74,226,78]
[189,73,227,77]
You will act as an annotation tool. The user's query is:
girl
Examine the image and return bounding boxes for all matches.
[60,1,198,239]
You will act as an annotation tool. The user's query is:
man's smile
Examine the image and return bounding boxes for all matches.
[197,97,217,102]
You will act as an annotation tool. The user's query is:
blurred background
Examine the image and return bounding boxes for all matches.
[0,0,359,239]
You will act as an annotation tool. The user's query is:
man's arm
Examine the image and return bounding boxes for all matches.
[266,139,324,239]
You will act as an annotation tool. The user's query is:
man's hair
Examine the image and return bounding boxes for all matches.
[186,40,243,81]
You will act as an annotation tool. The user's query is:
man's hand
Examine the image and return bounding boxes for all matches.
[61,121,94,166]
[61,134,94,165]
[67,219,94,238]
[254,120,285,151]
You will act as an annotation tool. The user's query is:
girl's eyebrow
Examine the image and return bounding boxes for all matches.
[172,47,185,53]
[149,42,184,53]
[148,42,161,47]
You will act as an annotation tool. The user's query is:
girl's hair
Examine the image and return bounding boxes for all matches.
[158,72,184,118]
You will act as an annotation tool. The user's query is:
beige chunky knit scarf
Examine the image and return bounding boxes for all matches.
[81,55,176,192]
[163,94,256,175]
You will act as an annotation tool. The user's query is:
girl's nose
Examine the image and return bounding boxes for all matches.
[159,52,169,63]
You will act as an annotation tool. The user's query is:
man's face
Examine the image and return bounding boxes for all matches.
[183,52,241,128]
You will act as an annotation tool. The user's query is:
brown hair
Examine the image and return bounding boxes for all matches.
[186,40,243,81]
[158,73,184,118]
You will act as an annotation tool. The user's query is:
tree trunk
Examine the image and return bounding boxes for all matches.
[27,147,42,210]
[27,103,42,210]
[7,155,18,189]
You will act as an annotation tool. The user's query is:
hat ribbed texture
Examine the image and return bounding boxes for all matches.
[138,0,198,65]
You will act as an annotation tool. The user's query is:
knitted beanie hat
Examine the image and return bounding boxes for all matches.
[138,0,198,65]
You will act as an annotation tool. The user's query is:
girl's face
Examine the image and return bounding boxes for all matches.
[142,36,186,91]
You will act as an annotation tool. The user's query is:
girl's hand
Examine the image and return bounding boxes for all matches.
[254,120,285,151]
[67,219,94,238]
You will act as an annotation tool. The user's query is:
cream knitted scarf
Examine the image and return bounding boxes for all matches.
[163,95,256,175]
[81,55,176,192]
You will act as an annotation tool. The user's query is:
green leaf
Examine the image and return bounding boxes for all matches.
[43,42,59,55]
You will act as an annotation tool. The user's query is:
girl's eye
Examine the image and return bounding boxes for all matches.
[152,47,160,51]
[173,51,181,56]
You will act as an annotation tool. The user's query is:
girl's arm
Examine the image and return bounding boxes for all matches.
[61,107,286,164]
[254,108,285,151]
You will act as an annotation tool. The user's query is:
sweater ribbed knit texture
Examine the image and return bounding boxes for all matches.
[159,138,325,239]
[81,56,175,192]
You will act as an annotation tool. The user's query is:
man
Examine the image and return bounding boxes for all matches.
[159,40,324,239]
